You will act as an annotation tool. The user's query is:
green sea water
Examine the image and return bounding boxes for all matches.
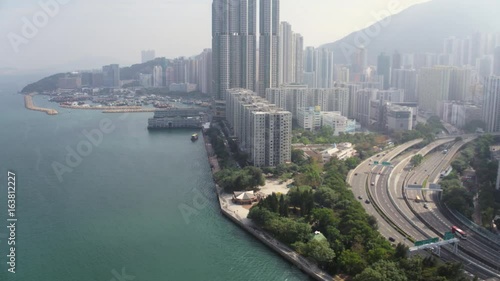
[0,90,309,281]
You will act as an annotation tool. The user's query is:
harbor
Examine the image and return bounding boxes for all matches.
[24,94,58,115]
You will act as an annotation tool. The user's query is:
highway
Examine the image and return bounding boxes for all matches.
[349,138,500,279]
[403,141,500,273]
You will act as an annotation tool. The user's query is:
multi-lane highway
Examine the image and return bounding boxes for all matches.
[348,137,500,280]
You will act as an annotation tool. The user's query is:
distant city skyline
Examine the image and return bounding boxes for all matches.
[0,0,430,72]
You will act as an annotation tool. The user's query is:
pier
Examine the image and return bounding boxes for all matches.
[24,94,58,115]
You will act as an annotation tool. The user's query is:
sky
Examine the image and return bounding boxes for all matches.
[0,0,430,72]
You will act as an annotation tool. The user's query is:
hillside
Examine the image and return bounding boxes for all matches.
[322,0,500,64]
[20,58,168,93]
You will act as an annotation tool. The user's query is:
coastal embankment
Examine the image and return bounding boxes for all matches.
[24,94,58,115]
[202,130,335,281]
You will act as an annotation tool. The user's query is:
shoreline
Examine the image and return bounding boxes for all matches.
[24,94,58,115]
[202,129,335,281]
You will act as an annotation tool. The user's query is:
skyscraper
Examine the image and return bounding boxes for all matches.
[258,0,280,96]
[315,48,334,88]
[102,64,120,88]
[392,51,402,70]
[293,33,304,84]
[449,67,472,101]
[391,69,417,102]
[417,66,452,114]
[494,46,500,76]
[377,52,391,90]
[212,0,257,100]
[304,46,315,73]
[279,22,293,85]
[152,65,163,88]
[483,76,500,133]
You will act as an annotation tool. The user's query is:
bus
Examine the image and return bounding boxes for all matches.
[415,196,421,203]
[451,226,468,239]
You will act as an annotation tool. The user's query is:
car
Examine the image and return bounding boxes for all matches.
[424,203,429,209]
[379,172,382,175]
[414,181,417,184]
[365,199,371,204]
[388,237,396,242]
[371,182,375,186]
[354,173,358,176]
[377,154,380,157]
[358,196,362,200]
[368,163,372,166]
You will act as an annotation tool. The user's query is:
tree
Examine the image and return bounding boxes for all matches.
[291,149,306,165]
[354,260,408,281]
[451,159,468,175]
[338,250,367,275]
[411,154,424,167]
[394,243,409,260]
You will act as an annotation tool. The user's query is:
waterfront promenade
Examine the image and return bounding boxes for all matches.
[202,129,335,281]
[24,94,58,115]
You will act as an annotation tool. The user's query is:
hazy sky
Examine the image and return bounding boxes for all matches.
[0,0,430,72]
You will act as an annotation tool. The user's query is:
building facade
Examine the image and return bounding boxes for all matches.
[226,88,291,167]
[483,76,500,132]
[212,0,257,100]
[258,0,280,96]
[417,66,452,114]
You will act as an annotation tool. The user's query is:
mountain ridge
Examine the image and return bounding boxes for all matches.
[322,0,500,65]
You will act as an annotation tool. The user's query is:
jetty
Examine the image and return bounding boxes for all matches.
[24,94,58,115]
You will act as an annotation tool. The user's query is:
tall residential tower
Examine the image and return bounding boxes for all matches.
[212,0,257,100]
[258,0,280,96]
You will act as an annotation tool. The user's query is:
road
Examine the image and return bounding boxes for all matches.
[350,138,500,279]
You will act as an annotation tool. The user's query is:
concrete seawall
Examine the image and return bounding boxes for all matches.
[202,130,334,281]
[24,94,58,115]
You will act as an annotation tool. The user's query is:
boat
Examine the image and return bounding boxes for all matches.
[191,133,199,141]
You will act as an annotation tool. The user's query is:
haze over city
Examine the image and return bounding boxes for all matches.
[0,0,429,72]
[1,0,500,280]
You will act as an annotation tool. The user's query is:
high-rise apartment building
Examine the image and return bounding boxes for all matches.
[334,65,350,83]
[226,88,291,167]
[266,85,349,119]
[278,22,303,85]
[449,67,472,101]
[494,46,500,76]
[212,0,257,100]
[391,69,417,102]
[258,0,280,96]
[141,50,156,63]
[377,52,391,90]
[417,66,452,114]
[354,88,378,127]
[152,65,163,88]
[483,76,500,132]
[102,64,120,88]
[392,51,402,70]
[196,49,213,94]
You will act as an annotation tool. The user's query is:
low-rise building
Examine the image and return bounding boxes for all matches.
[296,106,322,131]
[385,103,413,132]
[320,143,356,163]
[169,83,197,93]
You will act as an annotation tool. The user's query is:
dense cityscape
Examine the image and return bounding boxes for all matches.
[4,0,500,280]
